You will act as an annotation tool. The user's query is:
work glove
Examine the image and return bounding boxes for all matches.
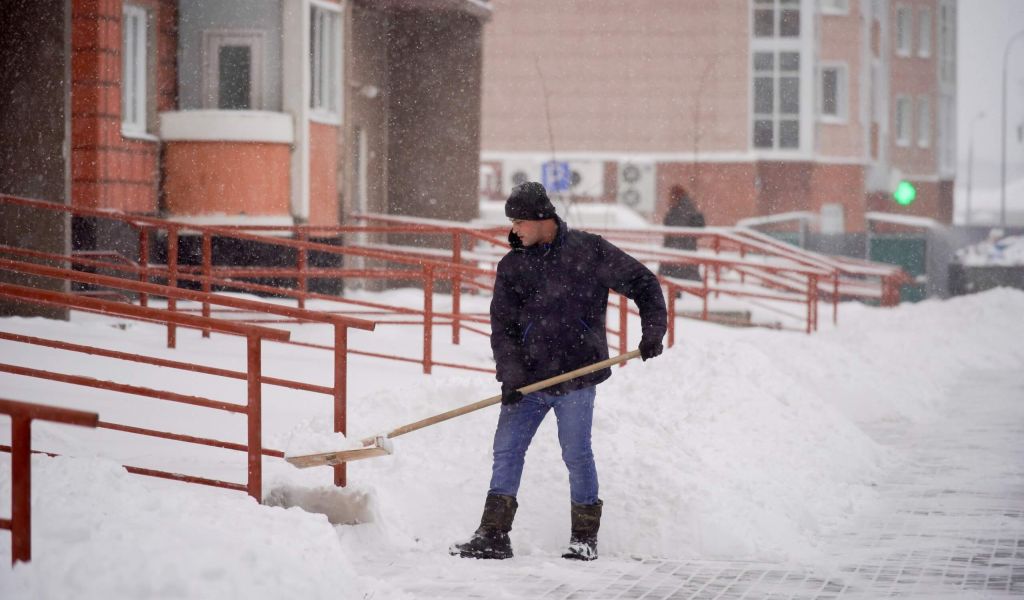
[500,382,524,406]
[639,335,663,361]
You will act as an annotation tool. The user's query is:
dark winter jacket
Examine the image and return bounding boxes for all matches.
[490,217,667,395]
[660,195,706,281]
[662,196,705,252]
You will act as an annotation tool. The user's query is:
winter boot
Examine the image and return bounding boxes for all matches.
[562,499,602,561]
[449,494,518,559]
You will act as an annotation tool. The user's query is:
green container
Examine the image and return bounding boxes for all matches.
[869,235,927,303]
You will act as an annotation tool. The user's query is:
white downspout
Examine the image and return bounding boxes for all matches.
[283,0,311,222]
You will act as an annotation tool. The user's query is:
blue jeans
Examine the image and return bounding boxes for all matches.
[488,386,599,505]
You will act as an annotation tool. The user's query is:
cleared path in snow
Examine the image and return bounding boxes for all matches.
[354,369,1024,599]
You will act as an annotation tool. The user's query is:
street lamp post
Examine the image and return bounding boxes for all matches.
[1000,30,1024,227]
[967,111,986,225]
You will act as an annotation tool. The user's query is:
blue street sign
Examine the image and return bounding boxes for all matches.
[541,161,572,193]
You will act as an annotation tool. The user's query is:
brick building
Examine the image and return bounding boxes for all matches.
[2,0,489,250]
[478,0,957,232]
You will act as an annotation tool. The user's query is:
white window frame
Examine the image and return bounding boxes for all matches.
[818,62,848,122]
[753,0,802,39]
[938,94,955,173]
[937,2,956,84]
[917,96,931,148]
[310,1,342,123]
[917,7,932,57]
[121,5,149,137]
[819,0,849,16]
[895,95,912,146]
[202,30,265,110]
[895,5,912,57]
[752,50,802,150]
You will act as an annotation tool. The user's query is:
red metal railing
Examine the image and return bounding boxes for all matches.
[0,250,376,488]
[0,193,908,366]
[0,281,289,499]
[0,399,98,564]
[181,212,831,335]
[343,216,821,334]
[0,194,496,374]
[351,212,909,332]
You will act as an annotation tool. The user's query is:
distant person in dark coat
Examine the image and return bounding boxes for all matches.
[450,181,667,562]
[658,185,705,282]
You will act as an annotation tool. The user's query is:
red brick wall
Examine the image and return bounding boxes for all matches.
[810,164,867,231]
[656,162,758,227]
[309,122,340,226]
[163,142,291,217]
[71,0,176,213]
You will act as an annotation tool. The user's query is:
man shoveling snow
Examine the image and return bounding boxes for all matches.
[450,182,668,561]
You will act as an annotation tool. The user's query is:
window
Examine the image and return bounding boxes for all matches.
[820,0,849,15]
[819,64,847,120]
[937,2,956,84]
[310,3,341,119]
[895,5,912,56]
[753,51,801,149]
[895,96,912,146]
[918,8,932,57]
[121,5,148,136]
[917,96,930,147]
[754,0,801,39]
[203,31,264,110]
[938,94,955,172]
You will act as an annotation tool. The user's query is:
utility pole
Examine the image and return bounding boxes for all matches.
[1000,30,1024,227]
[967,111,986,225]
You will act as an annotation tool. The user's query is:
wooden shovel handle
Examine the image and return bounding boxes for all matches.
[369,349,641,444]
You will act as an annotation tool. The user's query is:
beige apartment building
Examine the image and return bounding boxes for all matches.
[479,0,957,232]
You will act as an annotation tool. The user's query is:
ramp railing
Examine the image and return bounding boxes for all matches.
[0,194,496,375]
[0,398,98,564]
[0,250,377,488]
[0,281,293,499]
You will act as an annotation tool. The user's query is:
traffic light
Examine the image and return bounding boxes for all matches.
[892,180,917,206]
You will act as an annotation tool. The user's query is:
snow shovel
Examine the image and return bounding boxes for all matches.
[285,349,642,469]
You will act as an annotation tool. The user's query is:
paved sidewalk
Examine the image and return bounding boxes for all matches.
[361,370,1024,599]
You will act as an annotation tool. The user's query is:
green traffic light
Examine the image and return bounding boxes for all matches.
[893,180,917,206]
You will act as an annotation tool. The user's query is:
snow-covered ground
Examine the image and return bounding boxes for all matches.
[1,287,1023,599]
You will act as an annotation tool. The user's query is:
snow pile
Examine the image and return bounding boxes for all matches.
[0,456,365,600]
[955,231,1024,266]
[1,288,1023,596]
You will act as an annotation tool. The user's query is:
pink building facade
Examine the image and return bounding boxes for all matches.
[479,0,957,232]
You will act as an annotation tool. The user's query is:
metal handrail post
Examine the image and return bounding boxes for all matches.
[166,226,179,349]
[832,271,840,325]
[297,231,308,310]
[10,415,30,563]
[138,227,149,307]
[246,334,263,501]
[423,266,434,374]
[452,231,462,345]
[201,232,212,338]
[0,399,98,564]
[702,271,710,321]
[333,324,348,487]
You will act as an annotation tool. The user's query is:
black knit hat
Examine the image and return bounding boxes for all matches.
[505,181,556,220]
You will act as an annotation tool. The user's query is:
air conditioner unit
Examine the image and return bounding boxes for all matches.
[501,159,542,196]
[616,160,656,216]
[567,160,605,197]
